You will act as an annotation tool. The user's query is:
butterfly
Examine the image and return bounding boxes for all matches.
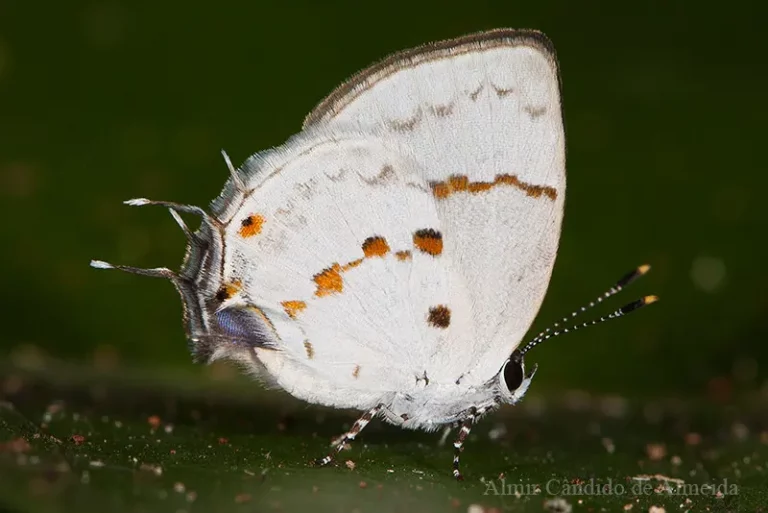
[92,28,656,479]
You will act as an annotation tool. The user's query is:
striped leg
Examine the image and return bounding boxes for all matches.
[316,404,382,466]
[452,407,481,481]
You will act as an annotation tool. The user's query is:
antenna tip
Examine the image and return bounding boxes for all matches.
[90,259,114,269]
[617,263,653,288]
[620,295,660,314]
[124,198,150,206]
[643,295,659,305]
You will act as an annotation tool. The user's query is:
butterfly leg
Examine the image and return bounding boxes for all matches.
[316,404,383,466]
[438,420,460,447]
[452,406,483,481]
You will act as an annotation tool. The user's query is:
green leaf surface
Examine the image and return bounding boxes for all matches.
[1,366,765,512]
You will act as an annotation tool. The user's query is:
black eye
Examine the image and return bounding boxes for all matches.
[503,358,524,391]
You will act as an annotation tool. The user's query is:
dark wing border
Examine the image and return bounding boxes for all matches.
[303,28,560,128]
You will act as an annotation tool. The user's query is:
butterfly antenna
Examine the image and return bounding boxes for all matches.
[515,295,658,359]
[527,264,651,344]
[90,197,223,277]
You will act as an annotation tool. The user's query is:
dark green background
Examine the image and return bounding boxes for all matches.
[2,1,765,394]
[2,2,767,512]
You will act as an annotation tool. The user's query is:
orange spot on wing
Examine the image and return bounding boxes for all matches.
[342,258,364,271]
[281,300,307,319]
[215,280,242,302]
[468,181,494,193]
[413,229,443,256]
[361,236,390,258]
[430,174,557,201]
[228,279,242,290]
[495,174,556,200]
[432,183,451,199]
[448,175,469,192]
[239,214,265,237]
[311,237,411,301]
[313,263,343,297]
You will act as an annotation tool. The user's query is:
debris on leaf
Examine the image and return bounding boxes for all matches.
[543,497,572,513]
[599,395,628,418]
[139,463,163,476]
[43,401,64,422]
[645,443,666,461]
[731,422,748,440]
[631,474,684,485]
[234,493,251,504]
[684,432,702,446]
[147,415,161,429]
[345,459,356,470]
[70,434,86,445]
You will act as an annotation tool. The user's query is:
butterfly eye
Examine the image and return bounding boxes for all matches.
[502,358,525,391]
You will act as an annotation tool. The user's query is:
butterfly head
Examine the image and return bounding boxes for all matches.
[495,350,538,405]
[491,264,659,407]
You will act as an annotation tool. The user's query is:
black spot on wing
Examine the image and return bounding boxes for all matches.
[428,305,451,328]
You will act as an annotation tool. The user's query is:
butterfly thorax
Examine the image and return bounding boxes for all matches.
[383,383,501,430]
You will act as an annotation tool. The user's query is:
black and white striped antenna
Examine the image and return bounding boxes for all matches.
[513,265,657,360]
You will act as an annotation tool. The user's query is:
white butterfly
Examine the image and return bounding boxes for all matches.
[92,29,656,479]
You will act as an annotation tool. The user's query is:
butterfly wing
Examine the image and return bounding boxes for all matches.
[206,133,477,409]
[303,29,565,384]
